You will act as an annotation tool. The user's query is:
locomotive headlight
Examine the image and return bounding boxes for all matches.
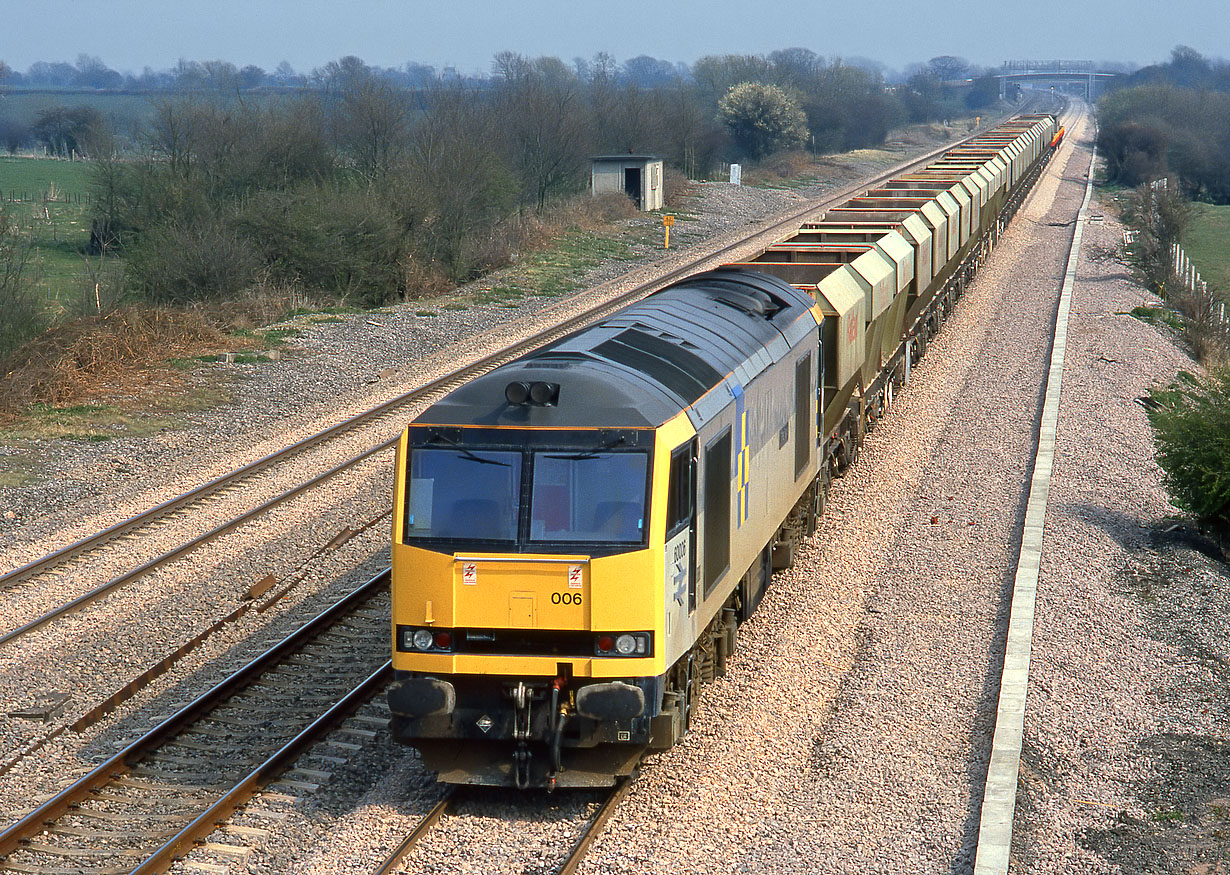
[412,629,434,650]
[594,631,650,656]
[614,634,637,655]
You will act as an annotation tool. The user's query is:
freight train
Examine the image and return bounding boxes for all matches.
[386,112,1060,789]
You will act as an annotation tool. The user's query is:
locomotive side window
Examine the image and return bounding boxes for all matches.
[665,444,694,536]
[703,429,732,596]
[404,448,521,542]
[795,353,812,477]
[529,452,648,544]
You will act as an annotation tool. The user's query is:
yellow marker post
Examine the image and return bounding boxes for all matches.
[662,214,675,249]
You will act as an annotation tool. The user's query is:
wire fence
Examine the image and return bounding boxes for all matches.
[3,191,92,204]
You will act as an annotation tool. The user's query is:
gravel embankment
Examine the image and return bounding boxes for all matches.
[567,111,1099,875]
[10,109,1215,875]
[0,168,859,795]
[1010,188,1230,871]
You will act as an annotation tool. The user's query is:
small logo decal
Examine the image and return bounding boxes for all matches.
[476,715,493,733]
[462,563,477,585]
[567,565,582,589]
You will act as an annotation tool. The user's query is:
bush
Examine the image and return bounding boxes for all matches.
[662,167,692,207]
[236,184,407,305]
[127,218,262,304]
[1148,369,1230,534]
[718,82,808,160]
[0,211,45,361]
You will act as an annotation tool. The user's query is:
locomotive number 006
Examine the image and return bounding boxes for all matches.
[551,592,582,605]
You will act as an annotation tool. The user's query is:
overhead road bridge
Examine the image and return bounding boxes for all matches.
[996,60,1117,100]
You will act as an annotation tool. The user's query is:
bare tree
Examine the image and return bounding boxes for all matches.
[403,84,516,278]
[491,57,589,211]
[927,55,969,82]
[336,76,410,181]
[148,97,206,178]
[0,207,42,360]
[1120,179,1193,296]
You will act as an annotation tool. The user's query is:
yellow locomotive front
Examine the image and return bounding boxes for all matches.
[389,401,697,789]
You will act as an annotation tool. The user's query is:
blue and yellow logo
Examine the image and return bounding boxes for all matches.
[733,384,750,528]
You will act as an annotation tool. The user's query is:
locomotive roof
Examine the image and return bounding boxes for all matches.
[413,269,819,430]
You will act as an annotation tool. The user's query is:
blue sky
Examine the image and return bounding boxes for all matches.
[3,0,1224,76]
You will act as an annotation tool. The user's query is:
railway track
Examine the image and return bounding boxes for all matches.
[372,776,633,875]
[0,571,391,874]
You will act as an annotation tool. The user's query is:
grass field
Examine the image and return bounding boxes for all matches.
[0,155,94,199]
[1185,204,1230,300]
[0,156,105,313]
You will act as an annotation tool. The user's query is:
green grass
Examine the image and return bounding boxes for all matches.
[0,156,108,314]
[0,155,95,195]
[259,327,301,345]
[1129,305,1186,332]
[1184,204,1230,300]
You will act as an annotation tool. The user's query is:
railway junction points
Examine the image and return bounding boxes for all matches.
[0,103,1225,873]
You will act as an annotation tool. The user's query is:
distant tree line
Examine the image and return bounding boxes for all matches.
[0,49,1006,312]
[1098,46,1230,203]
[0,49,1001,159]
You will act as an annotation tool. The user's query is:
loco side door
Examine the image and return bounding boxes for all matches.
[662,438,698,666]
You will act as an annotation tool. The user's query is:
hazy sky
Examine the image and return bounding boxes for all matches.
[3,0,1224,76]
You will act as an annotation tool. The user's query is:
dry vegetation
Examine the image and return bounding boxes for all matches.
[0,308,223,416]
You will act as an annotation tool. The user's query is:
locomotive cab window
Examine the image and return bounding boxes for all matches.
[529,451,648,544]
[665,443,695,536]
[404,448,521,542]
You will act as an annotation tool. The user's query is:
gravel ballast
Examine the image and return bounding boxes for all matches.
[3,108,1223,875]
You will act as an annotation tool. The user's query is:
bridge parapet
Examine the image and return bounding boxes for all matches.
[996,62,1117,101]
[1001,59,1096,74]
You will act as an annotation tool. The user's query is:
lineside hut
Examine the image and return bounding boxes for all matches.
[591,155,664,211]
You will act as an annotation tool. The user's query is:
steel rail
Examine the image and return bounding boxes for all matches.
[371,791,458,875]
[0,101,1060,872]
[0,106,1047,655]
[131,661,393,875]
[556,776,635,875]
[370,776,631,875]
[0,450,390,646]
[0,103,1039,592]
[0,568,389,859]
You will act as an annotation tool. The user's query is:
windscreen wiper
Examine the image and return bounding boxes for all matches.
[427,432,511,467]
[545,436,626,460]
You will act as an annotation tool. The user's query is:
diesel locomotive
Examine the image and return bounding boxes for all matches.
[387,112,1061,789]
